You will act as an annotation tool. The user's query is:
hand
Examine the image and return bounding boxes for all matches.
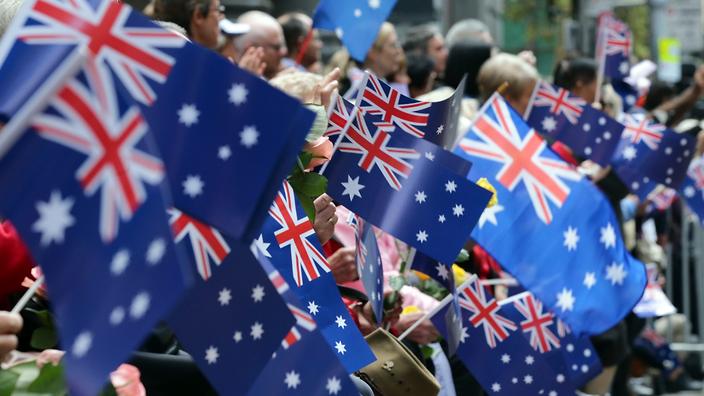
[396,312,439,345]
[313,194,337,245]
[517,50,537,66]
[315,67,341,110]
[238,47,266,77]
[0,311,22,362]
[328,247,358,283]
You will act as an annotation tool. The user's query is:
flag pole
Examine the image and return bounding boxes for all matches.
[594,16,607,105]
[450,83,509,150]
[11,275,44,314]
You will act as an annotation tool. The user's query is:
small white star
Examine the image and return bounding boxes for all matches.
[110,249,130,276]
[563,226,579,251]
[416,230,428,243]
[146,238,166,265]
[524,375,533,384]
[436,125,444,135]
[667,168,674,175]
[501,354,511,364]
[665,177,672,185]
[239,125,259,148]
[228,83,248,106]
[335,315,347,329]
[684,186,696,198]
[415,190,427,203]
[619,61,629,75]
[525,355,535,365]
[632,182,640,190]
[438,214,446,223]
[584,147,592,155]
[598,117,606,126]
[251,284,265,302]
[445,180,457,193]
[326,376,342,394]
[285,371,301,389]
[459,326,469,344]
[600,223,616,249]
[32,190,75,247]
[556,374,565,383]
[250,321,264,340]
[218,288,232,306]
[584,349,592,358]
[182,175,204,198]
[583,123,591,132]
[626,95,636,105]
[605,262,628,285]
[368,0,380,9]
[205,346,219,364]
[542,116,557,132]
[425,152,435,161]
[512,378,518,384]
[622,145,637,160]
[581,365,589,373]
[341,175,365,201]
[71,331,93,358]
[233,331,242,342]
[556,288,575,312]
[307,301,319,315]
[178,104,199,126]
[218,145,232,160]
[334,341,347,354]
[665,147,673,155]
[110,306,125,326]
[583,272,597,289]
[566,344,575,352]
[335,27,344,38]
[478,204,503,228]
[681,138,689,146]
[253,234,271,258]
[604,131,612,140]
[435,263,449,280]
[452,204,464,217]
[491,383,501,392]
[549,391,558,396]
[595,137,602,143]
[129,291,150,319]
[353,8,362,17]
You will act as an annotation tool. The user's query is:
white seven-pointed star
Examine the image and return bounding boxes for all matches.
[622,145,637,160]
[72,331,93,358]
[218,145,231,160]
[556,288,575,312]
[542,116,557,132]
[178,104,199,126]
[684,186,696,198]
[354,8,362,17]
[436,125,444,135]
[335,315,347,329]
[452,204,465,217]
[307,300,319,315]
[436,262,449,280]
[285,371,301,389]
[619,61,629,74]
[33,191,75,247]
[501,354,511,364]
[563,226,579,251]
[524,375,533,384]
[600,223,616,249]
[341,175,365,201]
[605,262,628,285]
[491,383,501,392]
[445,180,457,193]
[239,126,259,148]
[326,377,342,394]
[182,175,204,198]
[583,272,597,289]
[368,0,380,9]
[334,341,347,354]
[129,291,150,319]
[415,190,427,203]
[218,288,232,306]
[459,326,469,343]
[254,234,271,258]
[146,238,166,265]
[250,322,264,339]
[205,346,219,364]
[228,83,248,106]
[111,249,130,276]
[335,27,344,38]
[478,204,503,228]
[438,214,446,223]
[110,306,125,326]
[251,285,265,302]
[425,152,435,161]
[525,355,535,365]
[416,230,428,243]
[233,331,242,342]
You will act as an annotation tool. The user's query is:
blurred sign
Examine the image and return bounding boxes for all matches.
[583,0,612,17]
[665,0,703,52]
[658,38,682,83]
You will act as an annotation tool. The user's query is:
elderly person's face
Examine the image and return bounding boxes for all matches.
[369,28,402,78]
[256,26,286,79]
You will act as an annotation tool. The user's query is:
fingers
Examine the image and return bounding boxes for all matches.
[313,193,332,212]
[0,312,22,334]
[0,334,17,358]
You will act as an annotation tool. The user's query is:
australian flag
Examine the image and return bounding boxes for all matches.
[525,80,624,166]
[455,93,646,334]
[256,180,376,372]
[632,263,676,318]
[611,79,640,113]
[313,0,397,62]
[431,277,576,395]
[681,154,704,223]
[249,260,359,396]
[324,106,491,265]
[597,13,632,80]
[611,112,696,199]
[0,66,192,396]
[348,213,385,324]
[167,235,295,396]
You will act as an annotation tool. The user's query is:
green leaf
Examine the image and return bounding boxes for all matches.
[27,363,66,394]
[0,369,20,396]
[25,309,53,327]
[296,193,317,222]
[420,345,435,360]
[30,326,59,350]
[389,275,406,292]
[455,249,469,263]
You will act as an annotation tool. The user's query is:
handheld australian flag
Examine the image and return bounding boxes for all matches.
[249,261,359,396]
[324,106,491,265]
[313,0,397,63]
[348,213,385,325]
[455,93,646,334]
[632,263,677,318]
[525,80,624,166]
[0,68,192,396]
[167,229,295,396]
[611,112,696,199]
[596,13,632,80]
[256,180,376,372]
[681,154,704,223]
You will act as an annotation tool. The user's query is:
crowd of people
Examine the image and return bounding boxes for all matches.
[1,0,704,395]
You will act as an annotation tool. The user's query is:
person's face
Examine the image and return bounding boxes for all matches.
[573,79,597,104]
[260,27,287,78]
[370,28,402,78]
[302,30,322,68]
[427,34,448,75]
[192,0,222,49]
[219,36,237,61]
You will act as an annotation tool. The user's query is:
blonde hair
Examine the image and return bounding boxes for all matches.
[0,0,22,38]
[478,53,539,103]
[269,71,322,104]
[370,22,395,52]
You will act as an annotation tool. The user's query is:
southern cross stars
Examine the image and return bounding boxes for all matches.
[414,190,427,203]
[452,204,464,217]
[205,345,219,364]
[32,190,75,247]
[239,126,259,148]
[334,341,347,354]
[445,180,457,193]
[326,377,342,394]
[182,175,204,198]
[556,288,575,312]
[218,145,231,160]
[563,226,579,251]
[435,262,449,280]
[178,103,199,127]
[605,262,627,285]
[542,116,557,132]
[284,370,301,389]
[583,272,597,289]
[251,284,265,302]
[307,301,319,315]
[416,230,428,243]
[250,321,264,340]
[129,292,150,319]
[335,315,347,329]
[218,287,232,306]
[622,145,637,161]
[228,83,248,106]
[110,249,130,276]
[600,223,616,249]
[146,238,166,265]
[341,175,364,201]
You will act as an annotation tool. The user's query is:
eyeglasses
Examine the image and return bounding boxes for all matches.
[210,4,225,14]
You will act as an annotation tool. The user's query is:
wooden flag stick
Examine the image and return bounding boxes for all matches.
[11,275,44,314]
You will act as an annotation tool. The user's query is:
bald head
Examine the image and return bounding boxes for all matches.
[236,11,286,79]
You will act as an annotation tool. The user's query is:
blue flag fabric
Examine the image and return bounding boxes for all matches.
[324,107,491,264]
[596,14,632,80]
[681,155,704,223]
[0,67,192,395]
[167,234,295,396]
[249,260,359,396]
[611,112,696,199]
[431,277,576,395]
[455,94,646,334]
[256,180,376,372]
[348,213,385,325]
[313,0,397,63]
[611,79,639,113]
[525,80,624,166]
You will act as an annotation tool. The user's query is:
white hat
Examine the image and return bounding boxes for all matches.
[219,19,249,36]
